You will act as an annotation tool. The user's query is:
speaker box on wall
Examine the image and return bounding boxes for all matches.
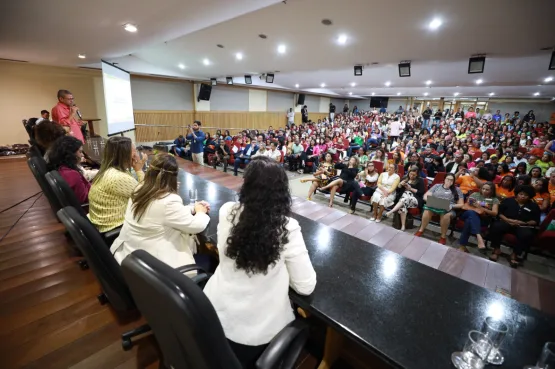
[297,93,305,105]
[198,84,212,101]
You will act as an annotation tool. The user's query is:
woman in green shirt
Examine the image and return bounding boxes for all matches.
[357,148,369,170]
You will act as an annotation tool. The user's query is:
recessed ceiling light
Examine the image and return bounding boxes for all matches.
[454,92,459,96]
[178,63,185,69]
[337,34,348,45]
[78,54,86,59]
[349,92,353,95]
[277,44,286,54]
[123,23,138,33]
[476,79,483,84]
[371,92,375,96]
[235,52,243,60]
[534,92,540,96]
[295,84,299,88]
[488,92,495,96]
[545,77,553,82]
[425,80,432,85]
[397,92,401,96]
[350,82,356,87]
[384,81,391,87]
[203,58,210,66]
[429,18,442,30]
[424,92,429,96]
[320,83,326,88]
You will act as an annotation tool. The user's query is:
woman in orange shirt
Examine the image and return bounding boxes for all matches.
[495,175,516,201]
[533,178,550,221]
[455,167,488,196]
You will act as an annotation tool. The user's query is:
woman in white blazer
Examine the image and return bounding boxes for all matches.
[110,153,210,269]
[203,156,316,368]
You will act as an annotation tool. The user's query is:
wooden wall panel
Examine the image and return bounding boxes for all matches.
[294,112,329,126]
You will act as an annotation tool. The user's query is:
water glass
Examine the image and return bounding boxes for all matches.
[189,189,197,204]
[452,330,493,369]
[524,342,555,369]
[481,317,509,365]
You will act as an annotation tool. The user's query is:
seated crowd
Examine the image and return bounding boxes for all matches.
[187,106,555,268]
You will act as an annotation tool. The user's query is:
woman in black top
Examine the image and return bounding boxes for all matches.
[489,185,540,268]
[300,139,319,173]
[319,156,360,209]
[385,166,425,231]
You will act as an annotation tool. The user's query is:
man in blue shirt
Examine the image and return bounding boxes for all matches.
[492,110,502,122]
[172,135,187,158]
[186,120,206,165]
[233,140,258,176]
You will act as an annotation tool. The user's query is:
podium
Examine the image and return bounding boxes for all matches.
[82,118,101,136]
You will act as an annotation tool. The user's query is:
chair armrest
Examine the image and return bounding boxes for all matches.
[256,319,309,369]
[190,273,212,289]
[102,226,122,247]
[176,264,207,275]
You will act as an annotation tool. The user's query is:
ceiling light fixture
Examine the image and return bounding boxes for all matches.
[398,61,411,77]
[454,92,459,96]
[295,84,299,88]
[545,76,553,82]
[320,83,326,88]
[549,51,555,70]
[245,75,252,84]
[384,81,391,86]
[534,92,540,96]
[468,55,486,74]
[123,23,138,33]
[210,78,217,86]
[424,92,429,96]
[277,44,286,54]
[354,65,363,76]
[371,92,375,96]
[78,54,86,59]
[489,92,495,96]
[476,79,483,84]
[226,77,233,85]
[397,92,401,96]
[203,58,210,66]
[349,92,353,95]
[425,80,432,85]
[266,73,275,83]
[178,63,185,69]
[337,34,348,45]
[350,82,356,87]
[429,18,442,30]
[235,52,243,60]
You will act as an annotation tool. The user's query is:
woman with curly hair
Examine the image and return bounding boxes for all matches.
[47,135,90,204]
[203,156,316,368]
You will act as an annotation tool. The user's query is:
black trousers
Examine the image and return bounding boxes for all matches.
[228,339,268,369]
[348,186,376,210]
[300,152,319,172]
[338,181,362,211]
[489,220,536,255]
[287,154,301,170]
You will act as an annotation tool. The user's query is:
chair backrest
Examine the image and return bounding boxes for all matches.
[372,160,384,173]
[27,156,61,216]
[472,151,483,160]
[122,250,242,369]
[45,170,87,217]
[397,164,404,178]
[486,148,496,155]
[431,171,447,187]
[57,207,135,311]
[539,209,555,233]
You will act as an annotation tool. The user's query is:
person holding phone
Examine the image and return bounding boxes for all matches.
[384,166,425,231]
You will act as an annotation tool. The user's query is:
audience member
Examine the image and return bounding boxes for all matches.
[36,110,50,124]
[370,163,400,221]
[211,140,230,172]
[301,153,336,201]
[488,185,540,268]
[48,136,90,204]
[88,137,146,233]
[51,89,85,143]
[171,135,188,158]
[186,121,206,165]
[203,157,316,368]
[110,153,210,268]
[319,157,360,211]
[384,166,425,231]
[233,139,258,176]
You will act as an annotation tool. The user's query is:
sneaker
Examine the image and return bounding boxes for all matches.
[369,217,376,222]
[376,218,382,223]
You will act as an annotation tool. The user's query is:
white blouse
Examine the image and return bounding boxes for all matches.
[380,172,400,190]
[203,202,316,346]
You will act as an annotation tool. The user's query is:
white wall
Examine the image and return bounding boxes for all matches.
[131,78,193,110]
[267,91,295,112]
[248,89,267,111]
[210,85,249,111]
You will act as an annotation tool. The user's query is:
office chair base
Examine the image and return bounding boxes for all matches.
[97,293,108,305]
[77,259,89,270]
[121,324,151,351]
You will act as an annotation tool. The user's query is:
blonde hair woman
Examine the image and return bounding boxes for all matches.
[370,163,400,222]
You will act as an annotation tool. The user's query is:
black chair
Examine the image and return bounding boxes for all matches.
[57,206,150,350]
[45,170,121,245]
[121,249,309,369]
[27,156,62,217]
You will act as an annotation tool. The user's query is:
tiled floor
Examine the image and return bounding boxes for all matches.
[187,160,555,316]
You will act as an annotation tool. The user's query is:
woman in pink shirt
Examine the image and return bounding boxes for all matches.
[465,107,477,120]
[48,136,90,204]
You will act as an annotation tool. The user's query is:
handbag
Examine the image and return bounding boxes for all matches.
[392,213,402,230]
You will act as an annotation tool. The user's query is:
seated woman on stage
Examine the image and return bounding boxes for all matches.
[495,175,516,201]
[111,153,211,269]
[457,182,499,252]
[384,166,425,231]
[370,163,400,222]
[415,173,464,244]
[203,157,316,368]
[88,137,147,233]
[488,185,540,268]
[319,156,360,210]
[532,177,550,221]
[301,153,336,200]
[48,136,91,204]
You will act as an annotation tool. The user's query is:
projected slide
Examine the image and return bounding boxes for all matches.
[102,61,135,135]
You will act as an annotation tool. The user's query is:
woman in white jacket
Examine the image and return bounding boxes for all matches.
[110,153,210,269]
[203,156,316,368]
